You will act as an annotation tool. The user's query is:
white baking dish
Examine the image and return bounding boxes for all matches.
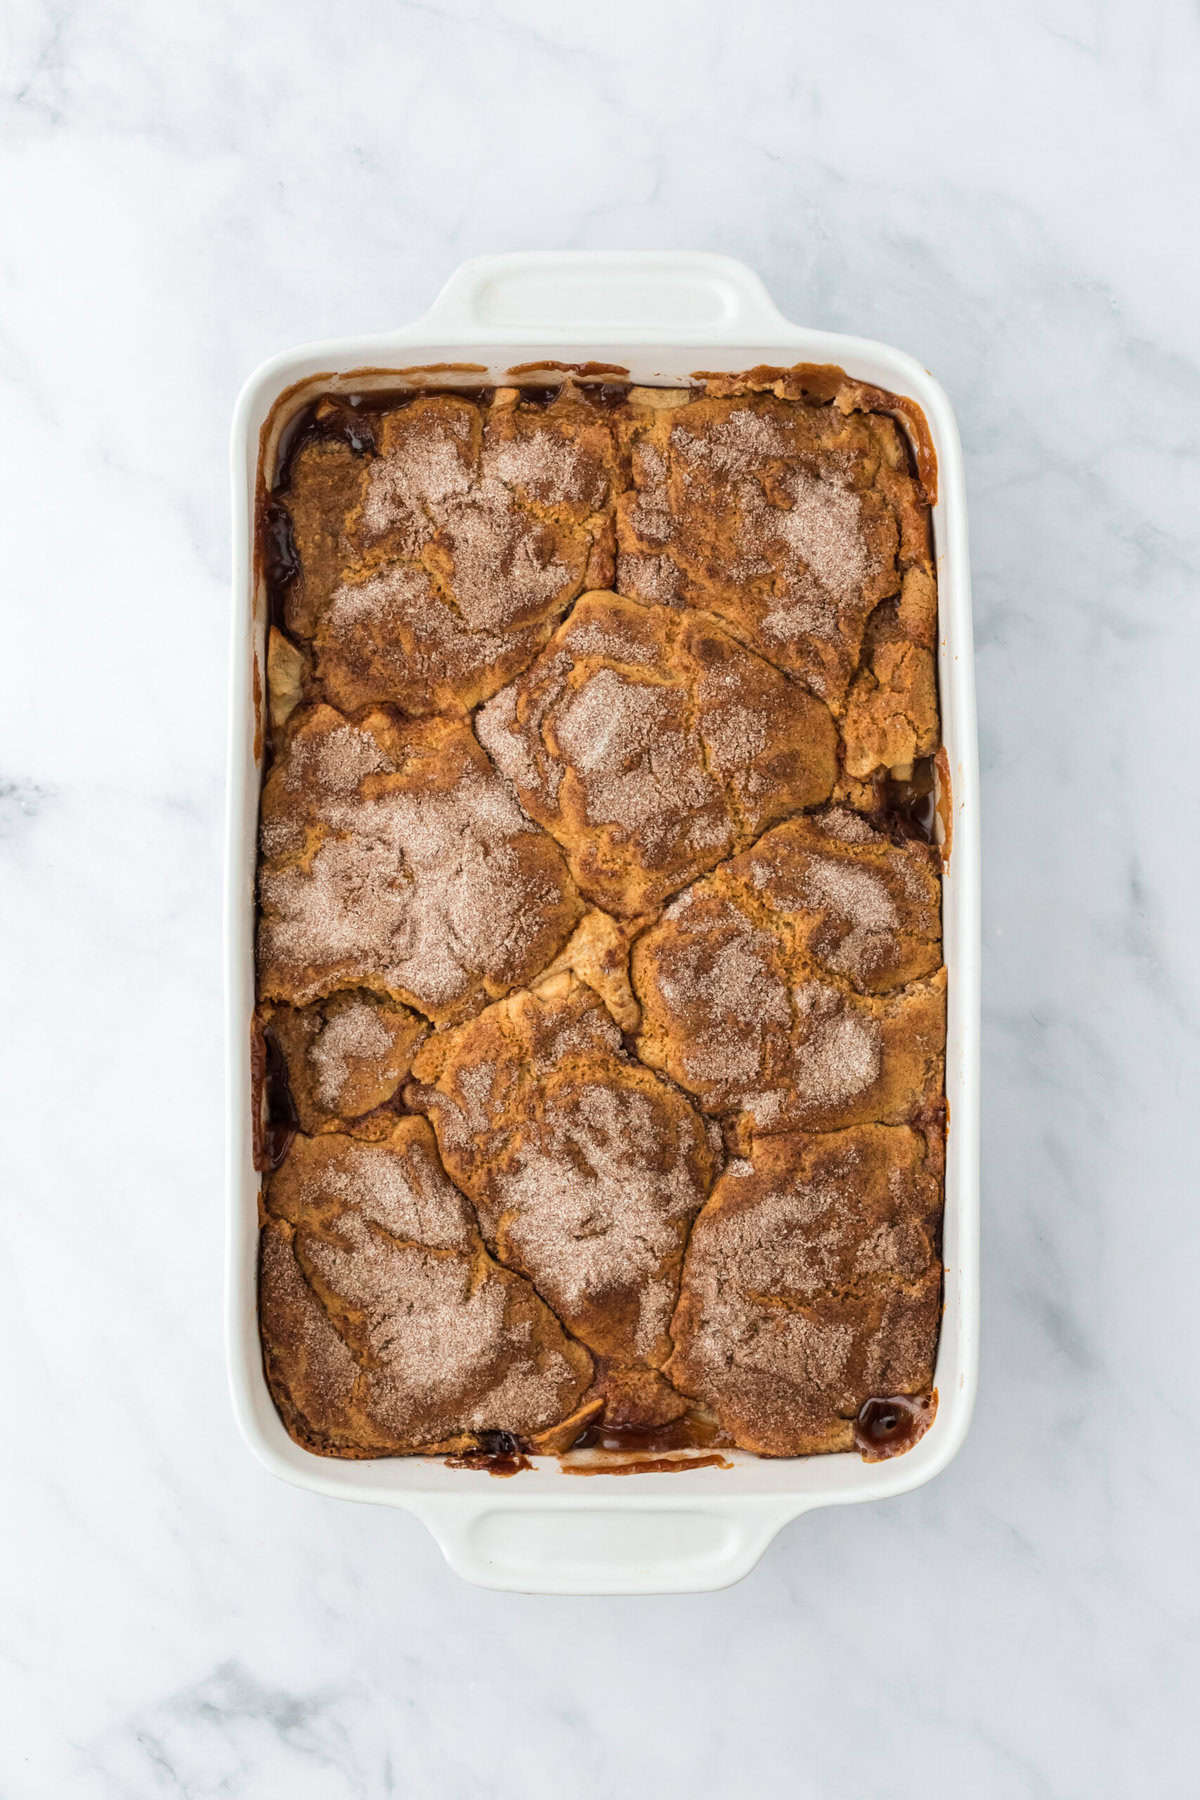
[226,252,979,1595]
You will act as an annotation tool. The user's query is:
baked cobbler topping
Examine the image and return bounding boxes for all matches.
[255,369,945,1464]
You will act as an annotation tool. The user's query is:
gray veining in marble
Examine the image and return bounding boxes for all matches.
[2,0,1198,1793]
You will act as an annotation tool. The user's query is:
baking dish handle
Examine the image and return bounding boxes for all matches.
[411,1496,804,1595]
[413,251,793,342]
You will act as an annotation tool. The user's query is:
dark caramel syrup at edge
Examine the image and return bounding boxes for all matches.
[443,1416,736,1478]
[568,1414,731,1455]
[854,1393,937,1461]
[445,1431,533,1479]
[250,1022,298,1173]
[875,755,938,845]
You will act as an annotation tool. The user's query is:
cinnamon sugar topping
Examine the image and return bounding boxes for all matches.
[262,1124,592,1448]
[258,710,580,1020]
[407,976,717,1367]
[258,371,944,1463]
[493,1080,705,1358]
[475,592,837,917]
[309,998,394,1109]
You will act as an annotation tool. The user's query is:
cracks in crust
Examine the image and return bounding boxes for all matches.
[263,1134,591,1456]
[261,1219,373,1455]
[465,590,843,923]
[665,1118,946,1426]
[653,1067,945,1399]
[268,385,934,786]
[256,379,944,1452]
[616,388,935,762]
[274,391,616,719]
[412,983,708,1387]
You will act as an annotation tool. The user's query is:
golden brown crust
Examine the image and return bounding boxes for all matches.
[407,972,718,1375]
[476,591,837,916]
[691,364,938,505]
[666,1124,942,1454]
[538,907,648,1034]
[264,990,427,1137]
[841,568,939,778]
[282,387,618,717]
[257,703,582,1023]
[260,1119,593,1454]
[632,816,945,1144]
[615,391,927,710]
[281,432,370,641]
[255,370,947,1462]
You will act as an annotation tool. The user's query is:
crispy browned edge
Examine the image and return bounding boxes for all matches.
[688,363,938,505]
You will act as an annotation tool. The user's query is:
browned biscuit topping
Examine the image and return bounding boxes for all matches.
[841,567,939,778]
[260,1118,593,1454]
[615,392,928,709]
[632,814,945,1144]
[666,1124,942,1455]
[256,368,946,1464]
[476,591,838,916]
[263,990,427,1138]
[282,387,618,716]
[407,972,718,1374]
[257,703,582,1023]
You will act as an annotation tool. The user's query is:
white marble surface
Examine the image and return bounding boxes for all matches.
[3,0,1198,1791]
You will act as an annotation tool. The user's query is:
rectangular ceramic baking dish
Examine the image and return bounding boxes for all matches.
[226,252,979,1595]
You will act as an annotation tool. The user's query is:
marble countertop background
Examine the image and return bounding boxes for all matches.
[3,0,1198,1793]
